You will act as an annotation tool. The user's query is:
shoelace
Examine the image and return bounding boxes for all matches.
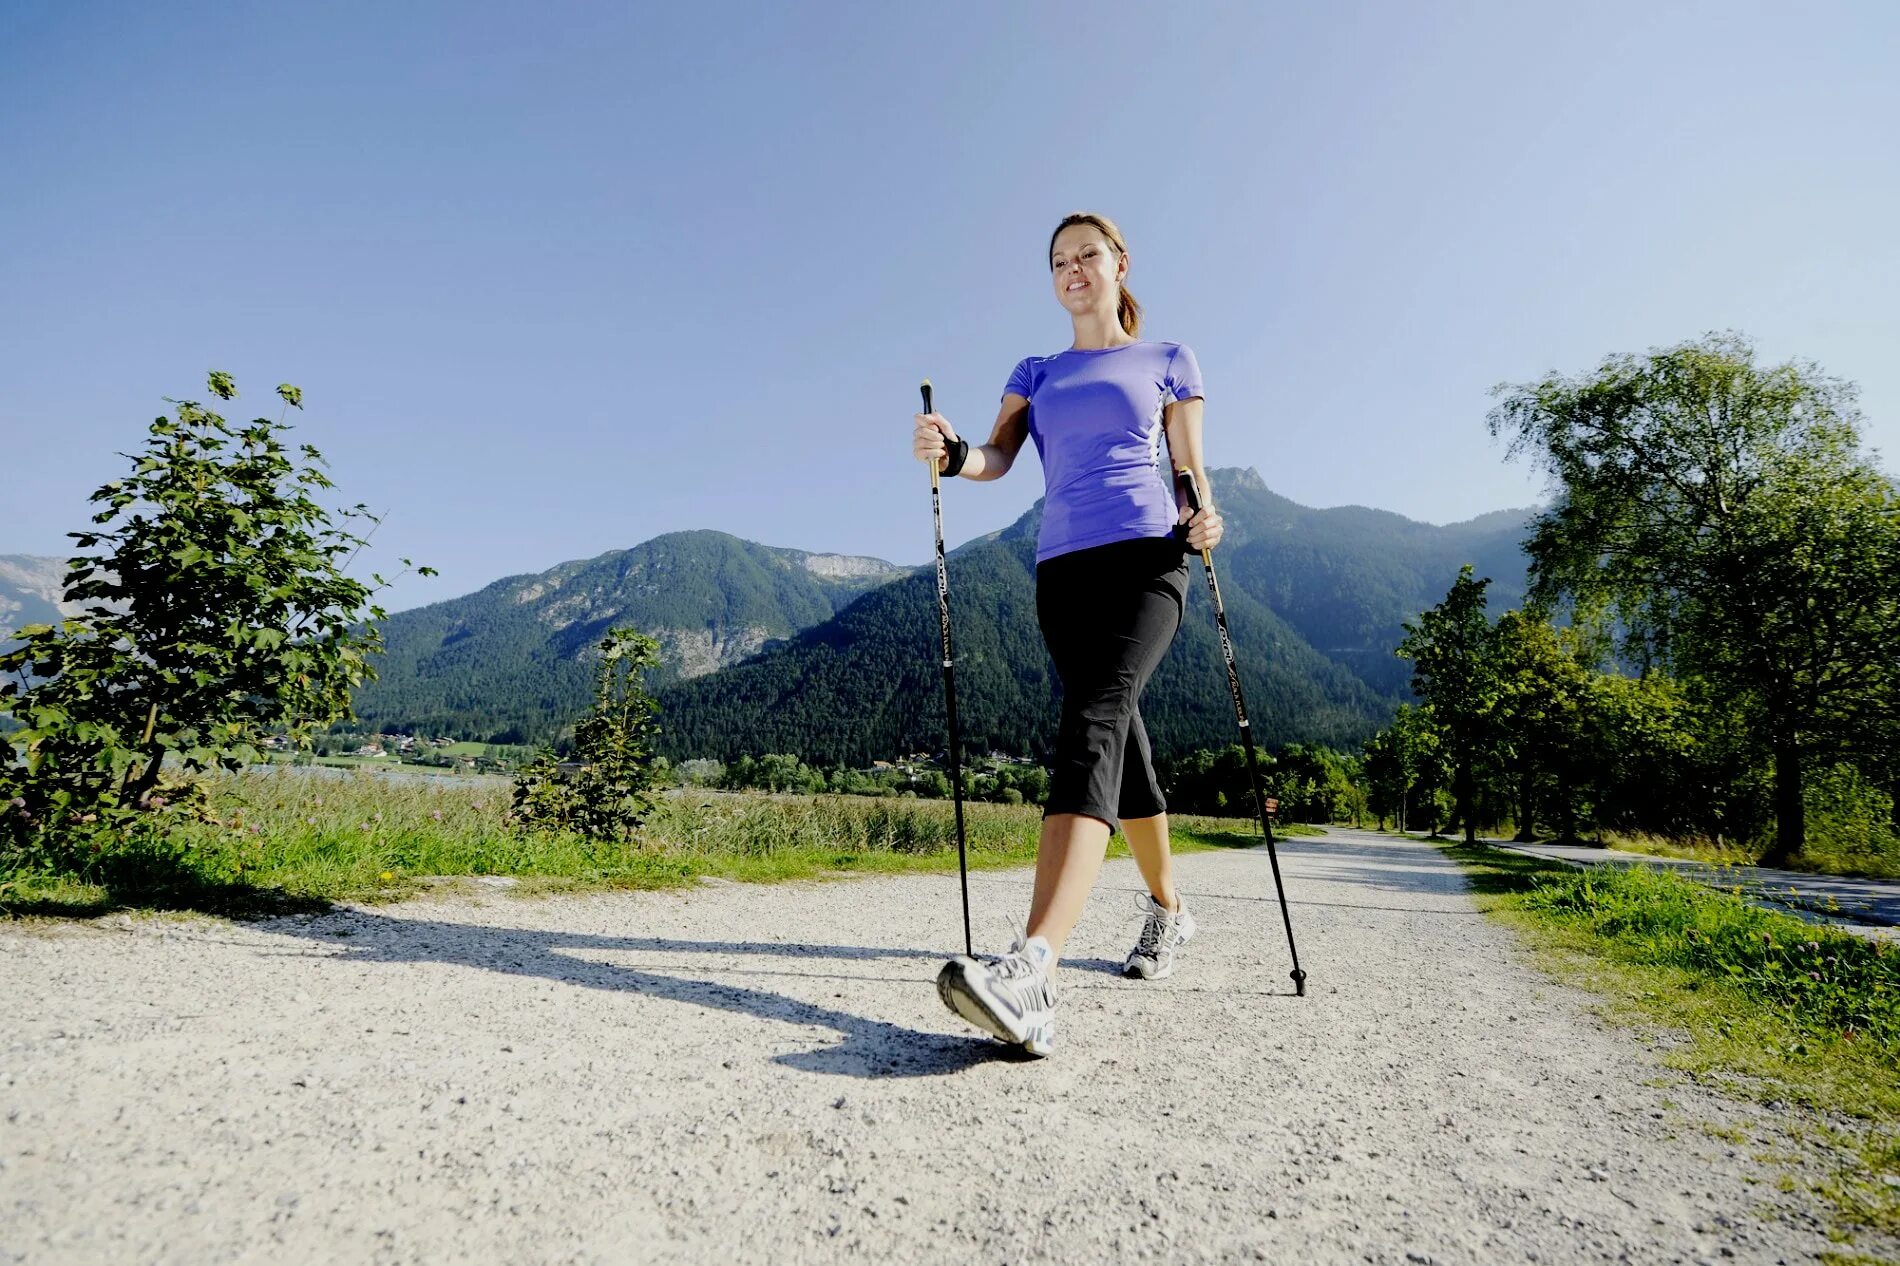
[990,951,1037,981]
[985,943,1050,1006]
[988,942,1048,980]
[1135,901,1172,957]
[990,922,1039,980]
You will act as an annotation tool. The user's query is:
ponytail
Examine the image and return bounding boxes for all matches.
[1117,284,1143,338]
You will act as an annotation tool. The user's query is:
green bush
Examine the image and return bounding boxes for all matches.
[1798,764,1900,879]
[511,628,664,841]
[1,372,429,871]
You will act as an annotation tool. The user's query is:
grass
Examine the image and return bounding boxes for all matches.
[0,768,1318,919]
[1442,840,1900,1246]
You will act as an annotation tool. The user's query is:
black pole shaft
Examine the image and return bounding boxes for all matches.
[1177,469,1307,996]
[924,380,974,958]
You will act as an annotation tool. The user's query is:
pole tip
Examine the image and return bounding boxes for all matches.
[1291,968,1307,997]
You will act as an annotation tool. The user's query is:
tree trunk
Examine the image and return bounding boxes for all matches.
[117,701,165,807]
[124,745,166,806]
[1458,759,1476,844]
[1513,765,1536,842]
[1760,739,1805,868]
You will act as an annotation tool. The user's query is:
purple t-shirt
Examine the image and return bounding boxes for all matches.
[1004,340,1204,563]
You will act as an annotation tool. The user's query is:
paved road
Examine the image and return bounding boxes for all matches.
[2,828,1882,1264]
[1490,839,1900,941]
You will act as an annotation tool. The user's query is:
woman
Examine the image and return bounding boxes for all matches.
[911,211,1223,1057]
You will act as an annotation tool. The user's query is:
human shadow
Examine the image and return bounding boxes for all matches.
[1060,955,1128,976]
[977,831,1473,908]
[263,912,1020,1079]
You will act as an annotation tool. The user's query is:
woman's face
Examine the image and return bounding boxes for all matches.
[1049,225,1124,317]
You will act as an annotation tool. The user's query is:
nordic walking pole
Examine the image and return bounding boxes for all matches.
[924,379,974,958]
[1177,469,1307,996]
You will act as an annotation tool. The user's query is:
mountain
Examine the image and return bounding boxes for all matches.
[13,476,1535,758]
[347,532,907,741]
[1206,473,1533,694]
[652,469,1534,765]
[0,555,79,642]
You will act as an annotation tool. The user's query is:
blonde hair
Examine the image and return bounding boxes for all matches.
[1048,212,1142,337]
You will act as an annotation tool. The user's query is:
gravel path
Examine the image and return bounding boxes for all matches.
[2,827,1883,1265]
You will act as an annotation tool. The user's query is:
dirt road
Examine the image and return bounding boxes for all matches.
[1,828,1875,1264]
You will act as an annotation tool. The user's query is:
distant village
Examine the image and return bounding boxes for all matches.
[263,732,527,774]
[266,731,1043,789]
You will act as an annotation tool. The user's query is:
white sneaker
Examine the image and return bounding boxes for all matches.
[1124,893,1195,980]
[936,935,1057,1056]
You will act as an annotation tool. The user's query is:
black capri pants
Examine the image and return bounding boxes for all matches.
[1036,532,1190,834]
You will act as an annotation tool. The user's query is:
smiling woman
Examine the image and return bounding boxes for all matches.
[909,211,1227,1058]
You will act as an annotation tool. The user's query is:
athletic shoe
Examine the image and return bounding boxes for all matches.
[1124,892,1196,980]
[936,935,1057,1056]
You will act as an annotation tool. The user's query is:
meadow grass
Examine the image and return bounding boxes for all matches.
[1444,841,1900,1244]
[0,767,1315,918]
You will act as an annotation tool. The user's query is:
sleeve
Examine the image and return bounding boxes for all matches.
[1003,356,1036,401]
[1165,343,1204,402]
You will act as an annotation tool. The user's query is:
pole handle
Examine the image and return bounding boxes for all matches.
[1176,467,1211,559]
[923,380,938,491]
[1176,467,1204,513]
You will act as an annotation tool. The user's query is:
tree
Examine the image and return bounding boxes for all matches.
[1002,763,1049,806]
[1490,332,1900,864]
[1269,744,1358,824]
[1360,703,1446,834]
[511,627,664,840]
[1361,725,1402,831]
[0,373,428,861]
[1577,669,1701,842]
[1398,566,1503,843]
[1491,611,1592,842]
[1158,744,1267,818]
[676,758,725,787]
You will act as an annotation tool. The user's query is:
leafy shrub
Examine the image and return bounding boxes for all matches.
[511,628,664,841]
[1,373,426,871]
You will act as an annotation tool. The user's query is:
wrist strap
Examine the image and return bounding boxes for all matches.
[941,437,970,478]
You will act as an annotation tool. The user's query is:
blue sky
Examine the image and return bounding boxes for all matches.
[4,1,1896,612]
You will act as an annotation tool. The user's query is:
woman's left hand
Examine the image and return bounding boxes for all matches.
[1181,505,1224,551]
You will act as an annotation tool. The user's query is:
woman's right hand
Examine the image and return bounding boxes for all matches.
[913,411,959,468]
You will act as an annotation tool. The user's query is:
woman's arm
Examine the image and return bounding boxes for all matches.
[1163,396,1224,549]
[915,395,1031,481]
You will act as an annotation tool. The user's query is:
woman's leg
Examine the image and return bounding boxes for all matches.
[1116,700,1197,978]
[1026,537,1187,961]
[1023,811,1113,958]
[1117,703,1181,912]
[1121,812,1180,912]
